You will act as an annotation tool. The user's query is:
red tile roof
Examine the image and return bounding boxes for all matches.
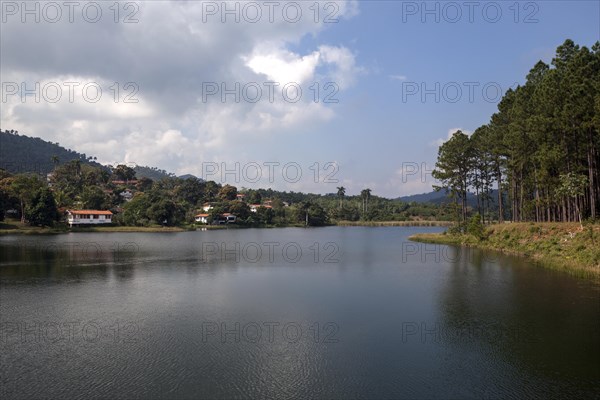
[68,210,113,215]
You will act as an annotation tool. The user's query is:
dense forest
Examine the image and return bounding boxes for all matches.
[433,40,600,227]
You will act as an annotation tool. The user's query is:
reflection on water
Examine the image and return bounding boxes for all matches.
[1,227,599,399]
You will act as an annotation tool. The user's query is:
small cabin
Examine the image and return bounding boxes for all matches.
[67,210,113,227]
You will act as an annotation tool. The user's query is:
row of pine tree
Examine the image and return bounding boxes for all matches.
[433,40,600,225]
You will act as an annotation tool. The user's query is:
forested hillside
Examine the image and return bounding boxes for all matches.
[0,130,173,180]
[0,129,103,174]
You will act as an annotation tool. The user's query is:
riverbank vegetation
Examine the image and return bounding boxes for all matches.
[410,221,600,278]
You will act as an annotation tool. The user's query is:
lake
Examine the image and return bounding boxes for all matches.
[1,227,599,399]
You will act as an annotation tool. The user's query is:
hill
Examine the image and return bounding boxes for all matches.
[398,190,500,208]
[0,130,173,180]
[0,129,103,175]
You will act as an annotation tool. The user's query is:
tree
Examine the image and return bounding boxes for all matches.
[432,130,473,228]
[204,181,220,201]
[557,173,588,227]
[25,187,58,226]
[10,174,43,223]
[437,40,600,224]
[218,184,237,201]
[122,193,150,226]
[361,188,372,216]
[176,177,205,206]
[51,155,59,170]
[113,164,136,181]
[81,186,107,209]
[336,186,346,209]
[148,198,185,226]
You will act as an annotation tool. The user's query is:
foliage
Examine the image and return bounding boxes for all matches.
[25,187,59,226]
[467,214,485,240]
[434,39,600,224]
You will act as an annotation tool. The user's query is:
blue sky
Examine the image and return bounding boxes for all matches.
[1,1,599,197]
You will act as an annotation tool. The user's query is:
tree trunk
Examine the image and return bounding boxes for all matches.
[20,199,25,223]
[588,130,596,219]
[496,164,504,223]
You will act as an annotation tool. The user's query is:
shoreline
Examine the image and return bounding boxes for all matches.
[409,222,600,280]
[335,220,452,227]
[0,220,452,235]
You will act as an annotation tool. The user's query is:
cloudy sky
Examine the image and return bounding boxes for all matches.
[1,1,598,197]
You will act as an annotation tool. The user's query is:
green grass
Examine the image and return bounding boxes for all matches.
[0,219,193,234]
[409,222,600,279]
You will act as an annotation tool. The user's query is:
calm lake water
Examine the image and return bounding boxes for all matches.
[1,227,599,399]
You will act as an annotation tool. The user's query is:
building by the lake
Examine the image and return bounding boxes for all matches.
[66,210,113,227]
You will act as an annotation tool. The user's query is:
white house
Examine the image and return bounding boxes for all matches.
[195,213,209,224]
[67,210,113,227]
[202,203,214,212]
[119,189,133,201]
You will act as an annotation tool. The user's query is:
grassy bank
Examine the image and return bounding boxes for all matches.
[0,219,316,234]
[409,222,600,279]
[0,219,196,234]
[336,220,453,227]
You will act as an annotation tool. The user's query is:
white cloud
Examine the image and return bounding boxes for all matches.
[317,45,363,89]
[389,74,407,81]
[244,46,321,84]
[430,127,472,147]
[1,1,362,181]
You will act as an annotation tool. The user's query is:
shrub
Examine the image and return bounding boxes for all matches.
[467,214,485,240]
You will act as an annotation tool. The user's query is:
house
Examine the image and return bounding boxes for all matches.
[112,179,138,185]
[195,213,209,224]
[46,172,54,187]
[222,213,236,223]
[66,210,113,227]
[249,204,273,213]
[119,189,133,201]
[236,193,246,201]
[202,203,214,212]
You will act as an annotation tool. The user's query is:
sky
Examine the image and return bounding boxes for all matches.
[1,0,599,197]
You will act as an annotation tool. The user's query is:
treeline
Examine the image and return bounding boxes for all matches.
[0,159,454,227]
[433,40,600,226]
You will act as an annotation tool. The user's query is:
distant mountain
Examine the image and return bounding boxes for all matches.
[0,130,174,180]
[398,190,500,209]
[178,174,204,182]
[397,191,449,204]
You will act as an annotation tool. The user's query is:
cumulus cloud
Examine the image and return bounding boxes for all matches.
[1,1,362,179]
[430,127,473,147]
